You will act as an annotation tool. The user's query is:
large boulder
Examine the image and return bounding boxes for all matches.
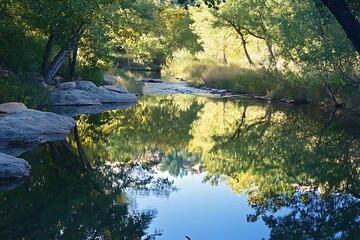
[0,152,31,191]
[76,80,137,103]
[50,80,137,106]
[51,89,102,106]
[0,102,28,114]
[0,152,30,179]
[0,109,76,156]
[56,81,76,90]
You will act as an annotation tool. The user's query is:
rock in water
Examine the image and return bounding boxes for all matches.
[0,102,28,114]
[76,80,137,103]
[0,109,76,156]
[51,102,137,117]
[50,80,137,106]
[0,151,31,191]
[0,152,30,178]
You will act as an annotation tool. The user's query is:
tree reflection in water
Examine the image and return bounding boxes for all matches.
[4,95,358,239]
[194,102,360,239]
[249,190,360,239]
[0,136,175,239]
[74,95,359,239]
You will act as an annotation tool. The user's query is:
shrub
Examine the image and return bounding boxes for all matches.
[0,74,49,109]
[76,66,105,86]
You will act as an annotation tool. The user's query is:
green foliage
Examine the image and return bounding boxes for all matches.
[76,66,105,86]
[0,13,44,73]
[0,74,48,109]
[1,0,360,108]
[107,2,202,68]
[132,36,169,66]
[165,49,216,81]
[189,5,246,64]
[163,0,360,107]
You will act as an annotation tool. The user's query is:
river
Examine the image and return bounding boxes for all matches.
[0,79,359,239]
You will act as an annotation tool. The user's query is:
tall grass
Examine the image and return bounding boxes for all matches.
[166,51,278,96]
[165,51,347,105]
[200,65,275,96]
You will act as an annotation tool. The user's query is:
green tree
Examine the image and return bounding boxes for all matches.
[320,0,360,55]
[215,0,276,65]
[189,5,243,65]
[201,0,360,55]
[0,0,161,83]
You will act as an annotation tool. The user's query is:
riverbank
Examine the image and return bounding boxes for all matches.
[164,63,360,114]
[0,103,76,188]
[0,77,138,188]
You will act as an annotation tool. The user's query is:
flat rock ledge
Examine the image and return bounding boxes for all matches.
[0,109,76,156]
[51,80,137,106]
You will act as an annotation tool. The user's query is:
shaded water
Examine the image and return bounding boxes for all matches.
[1,88,360,239]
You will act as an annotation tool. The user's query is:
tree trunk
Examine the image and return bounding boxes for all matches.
[223,45,228,65]
[323,82,341,107]
[69,39,79,80]
[42,48,71,83]
[41,32,56,75]
[265,41,276,63]
[226,20,254,65]
[42,22,85,83]
[239,33,254,66]
[320,0,360,55]
[124,45,131,67]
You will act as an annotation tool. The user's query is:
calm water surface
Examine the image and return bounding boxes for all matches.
[1,86,359,239]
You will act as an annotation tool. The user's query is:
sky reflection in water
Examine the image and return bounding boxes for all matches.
[1,93,360,239]
[134,171,271,240]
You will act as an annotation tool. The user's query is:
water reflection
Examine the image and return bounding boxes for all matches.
[0,138,174,239]
[75,95,360,238]
[1,94,360,239]
[249,190,360,239]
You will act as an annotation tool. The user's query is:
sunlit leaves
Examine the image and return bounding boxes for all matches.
[189,5,244,64]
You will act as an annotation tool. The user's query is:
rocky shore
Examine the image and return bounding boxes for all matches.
[0,79,138,189]
[0,102,76,188]
[50,80,138,116]
[51,80,137,106]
